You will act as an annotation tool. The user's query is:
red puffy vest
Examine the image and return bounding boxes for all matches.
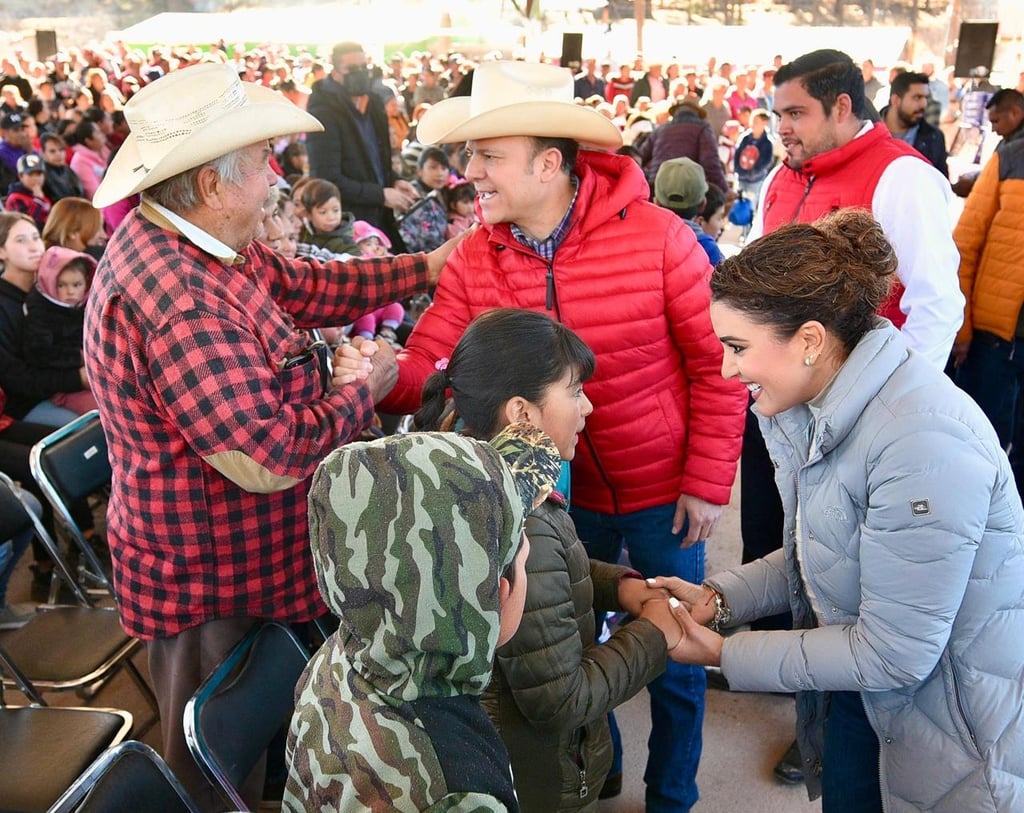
[761,122,927,328]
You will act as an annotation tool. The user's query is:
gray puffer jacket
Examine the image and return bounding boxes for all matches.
[483,496,667,812]
[708,322,1024,812]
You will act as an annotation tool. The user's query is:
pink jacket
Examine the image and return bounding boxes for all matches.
[69,144,107,201]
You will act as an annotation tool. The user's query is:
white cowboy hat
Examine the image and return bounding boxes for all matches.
[415,61,622,150]
[93,62,323,208]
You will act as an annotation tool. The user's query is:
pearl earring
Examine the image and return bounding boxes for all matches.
[804,355,814,367]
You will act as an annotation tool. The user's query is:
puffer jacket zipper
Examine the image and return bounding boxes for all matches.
[950,662,978,748]
[571,726,589,799]
[858,693,891,813]
[544,252,619,514]
[789,175,817,223]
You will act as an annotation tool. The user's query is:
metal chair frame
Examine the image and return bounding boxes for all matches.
[0,663,132,813]
[28,410,113,599]
[47,740,201,813]
[183,622,310,811]
[0,472,159,736]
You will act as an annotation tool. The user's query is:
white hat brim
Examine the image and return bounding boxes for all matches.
[93,83,323,209]
[416,96,623,151]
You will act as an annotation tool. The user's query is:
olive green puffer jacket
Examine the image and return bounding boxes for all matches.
[483,497,667,812]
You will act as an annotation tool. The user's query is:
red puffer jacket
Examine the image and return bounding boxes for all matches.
[380,150,746,513]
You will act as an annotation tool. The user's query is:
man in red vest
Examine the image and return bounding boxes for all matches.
[753,49,961,366]
[744,48,963,786]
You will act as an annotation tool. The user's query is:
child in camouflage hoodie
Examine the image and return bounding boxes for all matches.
[284,424,561,812]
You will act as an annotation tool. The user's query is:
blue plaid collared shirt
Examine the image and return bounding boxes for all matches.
[510,175,580,261]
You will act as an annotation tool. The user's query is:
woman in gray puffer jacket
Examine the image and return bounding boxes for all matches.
[652,209,1024,813]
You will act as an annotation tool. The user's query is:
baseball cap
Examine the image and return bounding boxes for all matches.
[654,157,709,210]
[1,112,25,130]
[16,153,44,175]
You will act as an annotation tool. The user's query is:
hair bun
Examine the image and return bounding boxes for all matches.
[818,209,897,281]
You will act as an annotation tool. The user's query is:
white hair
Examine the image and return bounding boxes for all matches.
[146,148,248,212]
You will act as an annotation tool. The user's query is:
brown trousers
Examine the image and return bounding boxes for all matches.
[147,617,264,813]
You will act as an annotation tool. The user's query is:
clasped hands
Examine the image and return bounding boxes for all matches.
[331,336,398,402]
[619,576,725,667]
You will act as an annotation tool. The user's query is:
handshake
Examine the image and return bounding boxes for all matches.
[621,576,727,667]
[331,335,399,402]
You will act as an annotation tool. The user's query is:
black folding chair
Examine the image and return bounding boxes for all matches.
[29,410,113,600]
[48,740,200,813]
[183,622,311,811]
[0,650,132,813]
[0,472,159,736]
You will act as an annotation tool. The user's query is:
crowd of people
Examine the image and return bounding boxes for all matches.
[0,32,1022,813]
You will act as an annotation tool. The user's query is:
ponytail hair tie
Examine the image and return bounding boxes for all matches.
[435,357,450,388]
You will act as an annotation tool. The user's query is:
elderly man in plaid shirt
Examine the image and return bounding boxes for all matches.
[84,63,453,811]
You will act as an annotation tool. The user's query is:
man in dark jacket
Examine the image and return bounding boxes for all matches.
[881,70,949,177]
[574,58,606,100]
[630,61,669,106]
[639,99,728,194]
[305,41,419,246]
[986,88,1024,147]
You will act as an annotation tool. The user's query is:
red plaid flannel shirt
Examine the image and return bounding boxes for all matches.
[3,186,52,231]
[84,209,428,639]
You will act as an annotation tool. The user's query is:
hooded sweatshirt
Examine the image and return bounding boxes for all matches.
[284,424,561,813]
[22,246,96,370]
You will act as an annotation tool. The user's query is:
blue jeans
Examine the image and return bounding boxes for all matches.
[955,331,1024,494]
[22,400,79,428]
[571,502,706,813]
[822,692,882,813]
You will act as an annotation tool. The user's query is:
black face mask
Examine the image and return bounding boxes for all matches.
[342,66,370,97]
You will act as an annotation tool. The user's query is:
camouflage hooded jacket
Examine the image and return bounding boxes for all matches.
[284,425,561,812]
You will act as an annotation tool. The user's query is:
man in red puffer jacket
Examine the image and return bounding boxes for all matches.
[369,60,747,813]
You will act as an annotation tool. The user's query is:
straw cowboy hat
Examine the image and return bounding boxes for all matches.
[93,62,322,208]
[415,61,622,150]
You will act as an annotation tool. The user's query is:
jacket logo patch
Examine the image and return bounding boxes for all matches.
[822,505,847,522]
[910,499,931,516]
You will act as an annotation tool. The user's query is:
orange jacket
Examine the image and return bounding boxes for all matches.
[954,138,1024,343]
